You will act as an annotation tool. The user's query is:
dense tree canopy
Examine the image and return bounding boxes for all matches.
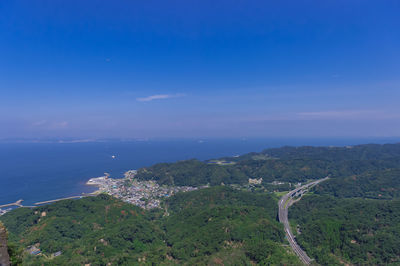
[1,188,300,265]
[3,143,400,265]
[136,144,400,187]
[290,195,400,265]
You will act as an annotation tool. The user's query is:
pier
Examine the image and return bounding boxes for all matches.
[0,199,23,208]
[1,192,98,210]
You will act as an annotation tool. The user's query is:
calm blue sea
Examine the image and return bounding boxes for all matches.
[0,138,398,206]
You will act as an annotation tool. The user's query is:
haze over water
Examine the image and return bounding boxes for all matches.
[1,138,398,206]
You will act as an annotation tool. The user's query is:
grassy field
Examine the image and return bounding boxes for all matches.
[274,191,289,197]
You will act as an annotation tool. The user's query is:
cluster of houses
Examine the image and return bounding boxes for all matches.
[87,170,198,209]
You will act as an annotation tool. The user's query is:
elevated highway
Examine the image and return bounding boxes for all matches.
[278,177,329,264]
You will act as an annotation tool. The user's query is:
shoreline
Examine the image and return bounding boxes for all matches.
[0,173,131,211]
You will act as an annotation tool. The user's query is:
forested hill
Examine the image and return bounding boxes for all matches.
[290,195,400,265]
[135,143,400,264]
[275,143,400,265]
[236,143,400,161]
[2,143,400,265]
[313,168,400,199]
[136,143,400,187]
[1,188,300,265]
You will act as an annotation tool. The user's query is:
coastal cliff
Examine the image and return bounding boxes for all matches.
[0,222,10,266]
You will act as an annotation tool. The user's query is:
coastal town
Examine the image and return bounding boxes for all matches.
[87,170,198,209]
[1,170,200,213]
[0,174,295,214]
[0,172,296,214]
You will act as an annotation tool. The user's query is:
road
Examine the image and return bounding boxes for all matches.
[34,195,88,205]
[278,177,329,265]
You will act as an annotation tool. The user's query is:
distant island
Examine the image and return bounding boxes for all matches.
[1,143,400,265]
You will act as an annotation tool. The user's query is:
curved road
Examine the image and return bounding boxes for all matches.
[278,177,329,265]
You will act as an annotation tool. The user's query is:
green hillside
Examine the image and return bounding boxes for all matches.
[3,143,400,265]
[290,195,400,265]
[313,168,400,199]
[1,187,300,265]
[136,144,400,186]
[1,194,165,265]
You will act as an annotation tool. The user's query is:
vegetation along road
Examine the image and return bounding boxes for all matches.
[278,177,329,264]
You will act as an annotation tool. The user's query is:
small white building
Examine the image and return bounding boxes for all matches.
[248,178,263,185]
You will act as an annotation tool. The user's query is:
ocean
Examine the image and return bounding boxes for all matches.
[0,138,398,206]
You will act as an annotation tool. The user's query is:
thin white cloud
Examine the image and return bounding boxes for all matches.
[232,110,400,123]
[52,121,68,129]
[297,110,379,119]
[31,120,69,129]
[32,120,47,126]
[297,110,368,117]
[136,93,184,102]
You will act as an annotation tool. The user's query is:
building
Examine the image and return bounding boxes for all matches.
[248,178,263,185]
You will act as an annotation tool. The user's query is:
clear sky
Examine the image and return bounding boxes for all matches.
[1,1,399,139]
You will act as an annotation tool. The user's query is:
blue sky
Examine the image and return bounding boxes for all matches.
[1,1,400,139]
